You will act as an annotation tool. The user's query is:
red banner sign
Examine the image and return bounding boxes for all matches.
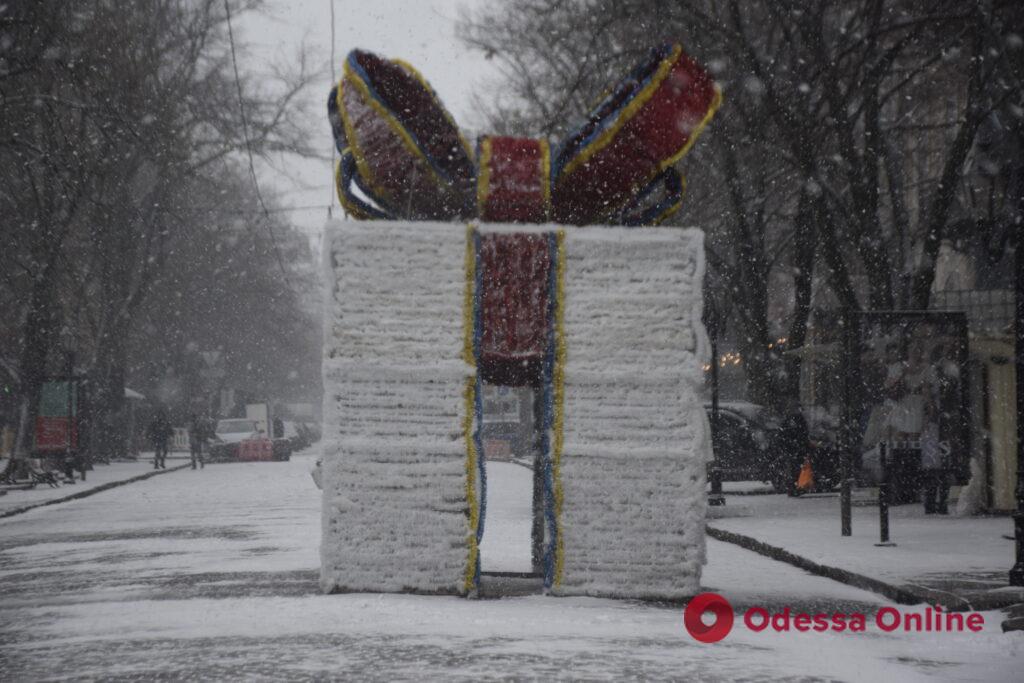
[35,416,77,451]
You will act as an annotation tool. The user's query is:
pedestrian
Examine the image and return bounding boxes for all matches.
[188,414,206,470]
[772,401,810,496]
[921,347,951,514]
[920,417,949,514]
[147,410,173,469]
[884,338,929,504]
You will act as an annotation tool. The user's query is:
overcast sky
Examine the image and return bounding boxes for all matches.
[236,0,502,244]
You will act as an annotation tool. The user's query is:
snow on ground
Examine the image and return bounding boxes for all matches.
[707,479,776,495]
[479,461,534,573]
[0,454,184,515]
[709,491,1015,595]
[1,449,1021,681]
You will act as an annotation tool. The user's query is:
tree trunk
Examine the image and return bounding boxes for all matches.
[88,324,129,464]
[10,276,59,462]
[782,194,818,402]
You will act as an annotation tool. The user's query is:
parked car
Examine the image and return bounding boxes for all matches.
[212,418,261,444]
[207,418,297,462]
[206,419,257,463]
[706,402,842,494]
[705,402,778,484]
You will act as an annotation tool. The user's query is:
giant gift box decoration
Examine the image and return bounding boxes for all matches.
[321,45,718,599]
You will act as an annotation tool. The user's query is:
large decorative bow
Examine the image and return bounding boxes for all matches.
[329,44,720,226]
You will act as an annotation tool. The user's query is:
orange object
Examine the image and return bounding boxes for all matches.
[796,459,815,491]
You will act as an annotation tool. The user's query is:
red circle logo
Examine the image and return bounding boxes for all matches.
[684,593,734,643]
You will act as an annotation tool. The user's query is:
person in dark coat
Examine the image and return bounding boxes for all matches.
[773,403,810,496]
[147,411,173,469]
[188,414,206,470]
[921,346,952,514]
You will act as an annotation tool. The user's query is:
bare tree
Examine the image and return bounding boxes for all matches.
[459,0,1020,407]
[0,0,313,467]
[126,168,321,429]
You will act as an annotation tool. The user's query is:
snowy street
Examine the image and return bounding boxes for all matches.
[1,449,1020,681]
[3,0,1023,680]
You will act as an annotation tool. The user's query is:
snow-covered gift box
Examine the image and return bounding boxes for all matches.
[320,219,711,600]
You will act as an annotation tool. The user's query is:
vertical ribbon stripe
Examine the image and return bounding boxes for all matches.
[541,230,567,589]
[462,225,482,594]
[552,230,567,587]
[477,233,552,386]
[473,231,487,552]
[462,376,479,594]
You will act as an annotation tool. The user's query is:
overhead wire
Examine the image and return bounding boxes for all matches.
[223,0,292,287]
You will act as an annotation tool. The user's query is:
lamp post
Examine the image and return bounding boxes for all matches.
[1009,150,1024,586]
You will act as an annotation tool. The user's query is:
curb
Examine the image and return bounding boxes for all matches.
[707,488,778,497]
[0,464,190,519]
[706,525,953,608]
[708,525,1024,611]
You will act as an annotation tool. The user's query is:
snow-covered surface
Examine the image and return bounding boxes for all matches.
[710,492,1017,594]
[2,448,1022,681]
[556,228,710,599]
[707,479,777,495]
[322,221,710,599]
[478,462,533,573]
[0,454,181,515]
[321,221,471,595]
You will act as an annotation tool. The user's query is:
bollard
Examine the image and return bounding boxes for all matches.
[708,463,725,506]
[876,441,896,547]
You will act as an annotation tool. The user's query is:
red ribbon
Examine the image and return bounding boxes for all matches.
[330,44,720,226]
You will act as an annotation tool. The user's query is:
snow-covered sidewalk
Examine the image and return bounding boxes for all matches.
[0,453,188,517]
[708,491,1024,610]
[2,450,1022,680]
